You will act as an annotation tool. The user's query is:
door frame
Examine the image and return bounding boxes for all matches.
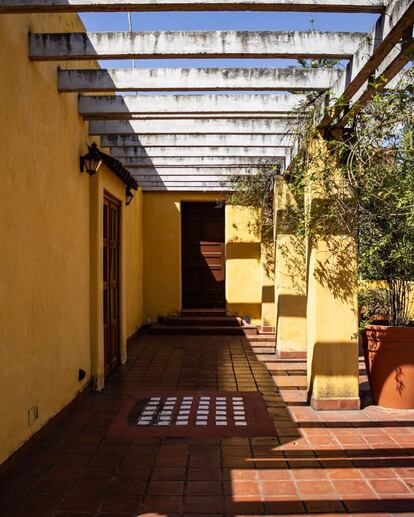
[103,191,121,378]
[180,201,226,309]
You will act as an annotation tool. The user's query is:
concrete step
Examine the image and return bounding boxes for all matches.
[149,324,257,336]
[181,309,227,317]
[247,334,276,343]
[164,316,241,327]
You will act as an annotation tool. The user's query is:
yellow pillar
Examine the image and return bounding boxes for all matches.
[306,137,360,410]
[274,177,307,358]
[260,242,276,333]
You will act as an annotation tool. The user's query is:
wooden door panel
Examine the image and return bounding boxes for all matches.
[182,202,225,309]
[103,195,120,377]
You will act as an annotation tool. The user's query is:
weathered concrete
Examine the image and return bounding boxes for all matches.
[320,0,414,127]
[102,134,293,147]
[119,155,286,166]
[79,93,307,118]
[59,67,344,92]
[110,146,290,158]
[29,30,367,61]
[89,118,296,135]
[0,0,387,13]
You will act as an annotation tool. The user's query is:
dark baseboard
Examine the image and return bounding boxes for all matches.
[0,381,91,477]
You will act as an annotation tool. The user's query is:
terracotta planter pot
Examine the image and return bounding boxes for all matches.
[363,325,414,409]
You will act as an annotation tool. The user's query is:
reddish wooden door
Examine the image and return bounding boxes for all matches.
[182,202,225,308]
[103,195,120,377]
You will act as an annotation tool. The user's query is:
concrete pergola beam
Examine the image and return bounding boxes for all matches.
[101,134,293,147]
[78,93,308,118]
[119,155,286,166]
[29,30,367,61]
[0,0,387,13]
[90,118,295,135]
[110,146,290,158]
[320,0,414,126]
[59,67,344,92]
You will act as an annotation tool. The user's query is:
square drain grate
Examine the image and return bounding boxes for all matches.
[109,391,276,437]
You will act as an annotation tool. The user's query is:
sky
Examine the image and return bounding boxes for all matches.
[79,11,379,71]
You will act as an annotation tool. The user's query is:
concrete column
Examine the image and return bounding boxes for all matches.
[274,177,307,359]
[305,137,360,410]
[260,242,276,333]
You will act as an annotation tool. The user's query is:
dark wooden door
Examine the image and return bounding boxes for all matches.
[182,202,225,308]
[103,195,120,377]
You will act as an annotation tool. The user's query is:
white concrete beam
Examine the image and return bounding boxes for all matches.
[101,133,293,147]
[79,93,307,118]
[29,30,367,61]
[59,67,344,92]
[110,146,290,157]
[90,118,295,135]
[321,0,414,126]
[120,155,286,166]
[0,0,387,13]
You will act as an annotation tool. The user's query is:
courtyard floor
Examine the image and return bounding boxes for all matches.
[1,333,414,516]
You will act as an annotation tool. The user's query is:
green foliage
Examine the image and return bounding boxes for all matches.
[224,166,278,245]
[286,68,414,326]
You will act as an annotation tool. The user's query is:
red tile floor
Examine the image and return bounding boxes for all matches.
[1,333,414,516]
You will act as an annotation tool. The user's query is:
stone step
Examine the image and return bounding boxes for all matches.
[149,324,257,336]
[164,316,241,327]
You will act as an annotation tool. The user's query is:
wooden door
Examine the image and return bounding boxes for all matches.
[103,195,120,377]
[182,202,225,308]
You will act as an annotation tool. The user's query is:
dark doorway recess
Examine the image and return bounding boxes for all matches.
[103,194,120,377]
[181,202,225,309]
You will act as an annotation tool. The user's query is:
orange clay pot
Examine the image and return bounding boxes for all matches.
[363,325,414,409]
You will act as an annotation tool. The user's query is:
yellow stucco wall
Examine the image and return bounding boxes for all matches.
[0,14,143,464]
[142,193,274,326]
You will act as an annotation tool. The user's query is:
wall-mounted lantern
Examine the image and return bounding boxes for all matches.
[80,143,102,176]
[125,186,134,206]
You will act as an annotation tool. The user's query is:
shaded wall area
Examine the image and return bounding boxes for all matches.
[0,13,144,464]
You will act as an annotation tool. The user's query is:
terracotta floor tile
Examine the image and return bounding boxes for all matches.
[332,479,374,495]
[58,494,102,512]
[224,496,265,514]
[260,480,297,497]
[225,480,261,497]
[142,495,183,513]
[184,496,224,513]
[296,480,337,496]
[188,468,222,481]
[100,495,141,512]
[291,468,327,480]
[147,480,184,495]
[369,478,411,494]
[186,481,223,496]
[107,479,147,495]
[2,336,414,516]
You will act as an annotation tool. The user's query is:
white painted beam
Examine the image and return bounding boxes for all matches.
[90,118,295,134]
[29,30,367,61]
[120,155,286,166]
[79,93,307,118]
[321,0,414,126]
[110,146,290,157]
[59,67,344,92]
[0,0,386,13]
[101,133,293,147]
